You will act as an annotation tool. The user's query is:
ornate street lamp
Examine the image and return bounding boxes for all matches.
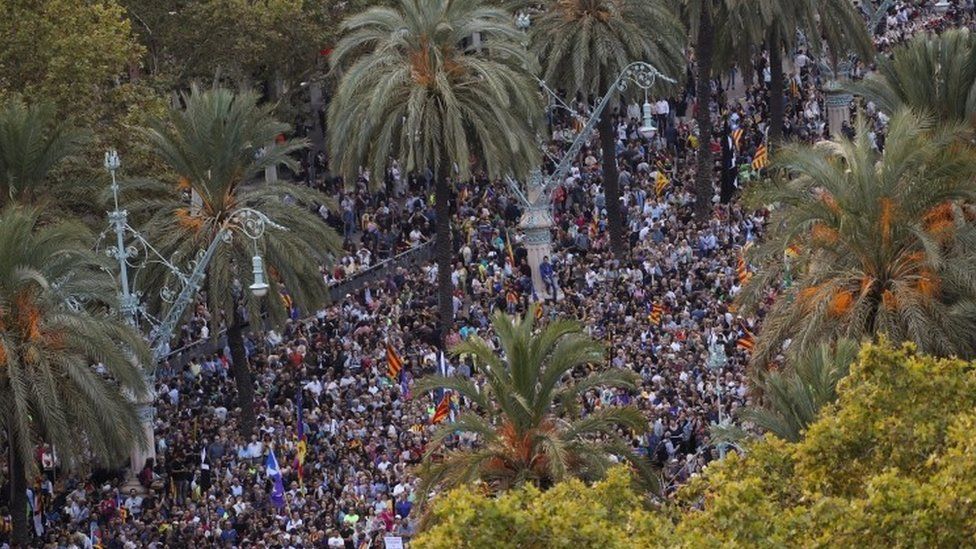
[101,149,283,490]
[639,89,657,139]
[508,61,675,300]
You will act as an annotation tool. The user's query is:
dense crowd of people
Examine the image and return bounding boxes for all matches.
[2,2,975,548]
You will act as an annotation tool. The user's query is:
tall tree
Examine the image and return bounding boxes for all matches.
[328,0,540,342]
[846,29,976,126]
[414,313,648,495]
[738,0,873,143]
[0,207,149,546]
[738,110,976,367]
[138,86,342,436]
[531,0,685,255]
[682,0,725,217]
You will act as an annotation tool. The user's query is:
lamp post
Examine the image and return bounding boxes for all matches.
[102,150,280,490]
[707,341,728,459]
[507,62,675,300]
[639,92,657,139]
[105,150,139,326]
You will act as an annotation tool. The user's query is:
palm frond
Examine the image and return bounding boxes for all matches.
[0,206,147,476]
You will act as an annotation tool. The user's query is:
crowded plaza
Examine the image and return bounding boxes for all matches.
[1,0,975,547]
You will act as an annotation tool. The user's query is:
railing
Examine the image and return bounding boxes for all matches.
[159,240,435,368]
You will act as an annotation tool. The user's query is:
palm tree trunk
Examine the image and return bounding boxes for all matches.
[8,430,29,547]
[768,28,785,144]
[597,101,627,258]
[434,162,454,346]
[694,7,715,218]
[228,306,256,437]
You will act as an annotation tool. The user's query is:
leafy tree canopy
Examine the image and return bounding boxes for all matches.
[415,467,674,549]
[0,0,143,124]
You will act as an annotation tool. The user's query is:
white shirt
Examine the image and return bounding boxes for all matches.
[124,496,143,514]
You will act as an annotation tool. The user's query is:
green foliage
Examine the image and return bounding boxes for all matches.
[97,81,171,179]
[0,0,144,124]
[414,313,648,497]
[736,338,860,442]
[0,206,149,472]
[328,0,541,185]
[419,344,976,546]
[0,98,90,208]
[726,0,873,65]
[0,0,169,208]
[846,28,976,125]
[145,0,312,86]
[530,0,686,97]
[739,109,976,366]
[675,343,976,547]
[136,85,341,329]
[415,467,674,549]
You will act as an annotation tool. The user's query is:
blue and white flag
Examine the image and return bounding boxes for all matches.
[265,449,285,509]
[438,351,449,377]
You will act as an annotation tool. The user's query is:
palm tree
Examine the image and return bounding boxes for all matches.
[138,86,342,436]
[414,312,647,495]
[738,109,976,367]
[530,0,685,254]
[328,0,540,343]
[737,0,873,143]
[682,0,741,217]
[738,338,859,442]
[0,98,89,208]
[846,29,976,126]
[0,207,149,545]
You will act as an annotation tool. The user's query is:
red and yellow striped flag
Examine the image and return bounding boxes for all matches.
[431,393,451,424]
[650,303,664,324]
[386,343,404,380]
[736,254,752,285]
[752,144,769,170]
[736,330,755,352]
[505,229,516,267]
[655,171,670,197]
[732,128,744,150]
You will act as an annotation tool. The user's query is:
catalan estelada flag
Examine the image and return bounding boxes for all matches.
[386,343,403,380]
[736,331,755,352]
[431,392,451,424]
[752,144,769,170]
